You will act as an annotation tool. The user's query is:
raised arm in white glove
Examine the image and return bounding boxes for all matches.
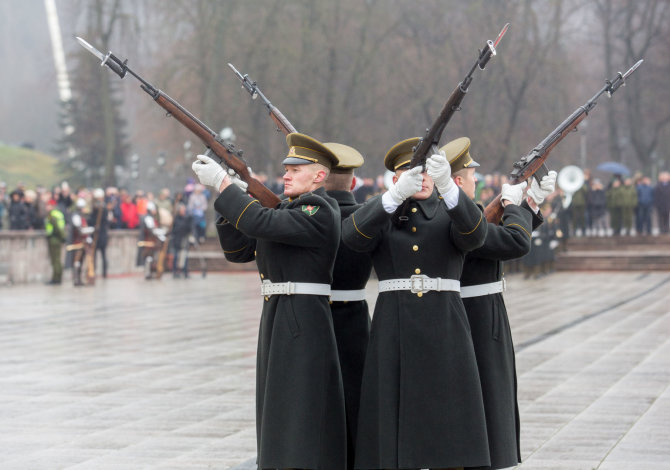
[227,168,249,192]
[386,166,424,205]
[426,152,455,195]
[192,154,228,192]
[500,181,527,206]
[527,170,557,205]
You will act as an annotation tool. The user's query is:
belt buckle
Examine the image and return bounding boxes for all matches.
[286,281,295,295]
[261,279,271,296]
[410,274,428,294]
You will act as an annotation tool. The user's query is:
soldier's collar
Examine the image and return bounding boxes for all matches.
[411,190,440,219]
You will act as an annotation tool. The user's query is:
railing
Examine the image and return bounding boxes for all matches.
[0,230,144,284]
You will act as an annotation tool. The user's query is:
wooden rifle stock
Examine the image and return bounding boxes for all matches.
[76,39,281,209]
[393,23,509,226]
[152,93,280,208]
[482,59,644,224]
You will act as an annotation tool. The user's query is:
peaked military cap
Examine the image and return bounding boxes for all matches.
[440,136,480,173]
[283,133,339,169]
[323,142,364,174]
[384,137,421,171]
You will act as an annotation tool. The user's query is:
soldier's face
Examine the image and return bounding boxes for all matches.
[283,164,320,197]
[454,168,477,199]
[394,169,435,200]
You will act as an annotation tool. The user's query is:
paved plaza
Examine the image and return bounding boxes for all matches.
[1,270,669,469]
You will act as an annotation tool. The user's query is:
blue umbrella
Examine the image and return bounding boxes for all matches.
[596,161,630,176]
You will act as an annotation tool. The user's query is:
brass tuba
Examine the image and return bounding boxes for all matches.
[557,165,585,208]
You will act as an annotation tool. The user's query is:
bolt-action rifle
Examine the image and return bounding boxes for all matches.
[76,37,281,209]
[393,23,509,226]
[228,63,297,135]
[483,59,643,224]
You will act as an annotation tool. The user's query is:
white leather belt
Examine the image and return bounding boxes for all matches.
[460,280,505,299]
[378,275,460,294]
[261,280,331,296]
[330,289,367,302]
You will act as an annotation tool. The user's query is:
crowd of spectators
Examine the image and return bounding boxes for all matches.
[349,169,670,238]
[0,179,211,235]
[1,168,668,239]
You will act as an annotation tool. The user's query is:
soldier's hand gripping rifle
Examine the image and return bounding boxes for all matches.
[228,63,297,135]
[393,23,509,226]
[76,37,281,209]
[483,59,644,224]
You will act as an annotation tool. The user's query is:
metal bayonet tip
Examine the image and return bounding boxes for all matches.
[76,36,104,61]
[623,59,643,79]
[493,23,510,48]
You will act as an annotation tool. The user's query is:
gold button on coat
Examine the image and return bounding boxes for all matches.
[412,245,419,251]
[260,273,265,279]
[411,207,418,213]
[415,268,421,274]
[417,292,423,297]
[412,227,417,232]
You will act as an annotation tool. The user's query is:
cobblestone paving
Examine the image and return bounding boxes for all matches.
[1,271,668,469]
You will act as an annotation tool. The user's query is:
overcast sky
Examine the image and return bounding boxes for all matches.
[0,0,67,152]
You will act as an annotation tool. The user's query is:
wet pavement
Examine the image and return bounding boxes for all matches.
[1,270,669,469]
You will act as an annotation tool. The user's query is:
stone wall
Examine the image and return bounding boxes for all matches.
[0,230,143,284]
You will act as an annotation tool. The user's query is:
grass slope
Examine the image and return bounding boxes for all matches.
[0,144,68,191]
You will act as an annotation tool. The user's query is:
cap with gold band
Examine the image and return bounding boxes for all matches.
[323,142,364,174]
[283,133,339,169]
[440,136,480,173]
[383,137,421,172]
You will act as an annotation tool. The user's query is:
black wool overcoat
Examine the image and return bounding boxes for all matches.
[214,185,346,470]
[342,190,490,469]
[460,203,534,470]
[327,189,373,470]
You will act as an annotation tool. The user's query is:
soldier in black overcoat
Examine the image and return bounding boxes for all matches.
[443,138,555,470]
[323,142,373,470]
[342,137,489,470]
[192,132,347,470]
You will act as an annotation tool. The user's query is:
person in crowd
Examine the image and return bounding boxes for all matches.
[68,198,94,286]
[120,190,139,229]
[654,171,670,234]
[0,181,8,229]
[588,179,608,236]
[169,202,193,279]
[136,201,166,279]
[44,199,66,285]
[636,176,654,235]
[187,184,209,243]
[8,189,29,230]
[87,188,110,278]
[607,177,624,236]
[620,177,638,235]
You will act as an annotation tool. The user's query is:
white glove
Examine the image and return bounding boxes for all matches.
[426,152,454,194]
[386,166,424,204]
[227,168,249,191]
[527,170,557,205]
[500,181,527,206]
[192,154,227,190]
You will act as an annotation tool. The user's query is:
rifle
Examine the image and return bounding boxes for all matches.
[76,37,281,209]
[228,63,297,135]
[483,59,644,224]
[393,23,509,226]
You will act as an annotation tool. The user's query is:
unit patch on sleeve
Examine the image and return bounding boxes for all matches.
[301,204,320,216]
